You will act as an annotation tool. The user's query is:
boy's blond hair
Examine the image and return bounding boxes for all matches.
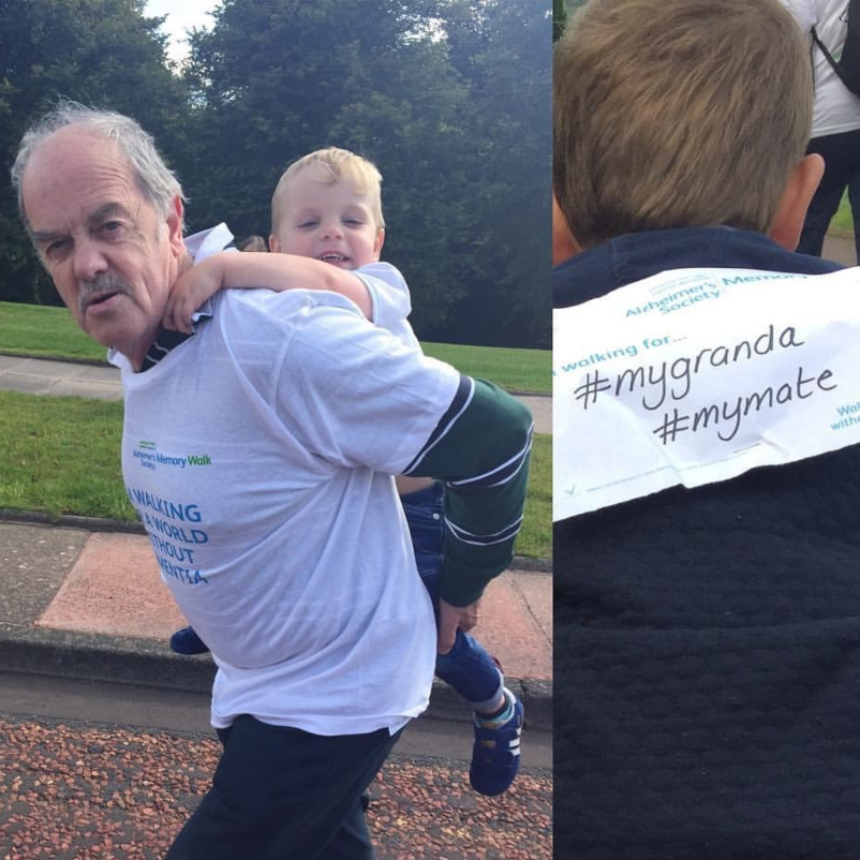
[553,0,813,250]
[271,147,385,233]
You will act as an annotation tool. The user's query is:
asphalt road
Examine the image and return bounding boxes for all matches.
[0,672,552,860]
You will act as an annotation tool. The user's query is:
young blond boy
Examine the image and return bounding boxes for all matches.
[554,0,860,856]
[165,148,524,797]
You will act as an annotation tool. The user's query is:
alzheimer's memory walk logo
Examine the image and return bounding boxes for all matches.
[553,267,860,520]
[133,440,213,473]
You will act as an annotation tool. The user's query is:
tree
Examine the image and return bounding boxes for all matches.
[1,0,552,349]
[435,0,552,348]
[182,0,551,346]
[554,0,567,41]
[0,0,189,304]
[177,0,476,335]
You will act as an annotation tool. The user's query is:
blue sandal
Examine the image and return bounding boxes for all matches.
[470,688,523,796]
[170,626,210,655]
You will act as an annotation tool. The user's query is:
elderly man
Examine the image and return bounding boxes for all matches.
[12,102,532,860]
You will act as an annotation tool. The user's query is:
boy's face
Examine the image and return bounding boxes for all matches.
[270,170,384,269]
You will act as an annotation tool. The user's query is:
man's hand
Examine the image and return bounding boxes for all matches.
[437,597,480,654]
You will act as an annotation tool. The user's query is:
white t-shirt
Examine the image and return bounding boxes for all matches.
[111,236,460,736]
[354,262,421,350]
[782,0,860,136]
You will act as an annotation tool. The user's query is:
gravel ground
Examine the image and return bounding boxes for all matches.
[0,716,551,860]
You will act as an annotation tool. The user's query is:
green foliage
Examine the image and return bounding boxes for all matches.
[178,0,475,334]
[554,0,567,40]
[434,0,552,348]
[1,0,550,349]
[0,0,189,305]
[177,0,550,347]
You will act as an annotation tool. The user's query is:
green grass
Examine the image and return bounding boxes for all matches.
[0,390,552,559]
[830,191,854,239]
[517,433,551,559]
[0,301,107,361]
[421,342,550,394]
[0,391,133,520]
[0,301,551,393]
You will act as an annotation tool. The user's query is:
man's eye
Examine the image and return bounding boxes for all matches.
[45,239,68,257]
[101,221,124,236]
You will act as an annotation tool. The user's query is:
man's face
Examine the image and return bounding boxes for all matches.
[21,126,185,369]
[269,170,384,270]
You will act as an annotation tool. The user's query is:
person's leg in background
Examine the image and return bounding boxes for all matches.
[848,154,860,264]
[796,130,860,257]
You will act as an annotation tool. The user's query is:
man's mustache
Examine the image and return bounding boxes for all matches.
[78,273,131,313]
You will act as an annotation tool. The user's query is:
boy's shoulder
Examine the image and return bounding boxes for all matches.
[353,261,408,287]
[216,283,366,323]
[204,287,412,392]
[208,287,369,362]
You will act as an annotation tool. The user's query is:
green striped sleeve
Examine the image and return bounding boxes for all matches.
[405,376,534,606]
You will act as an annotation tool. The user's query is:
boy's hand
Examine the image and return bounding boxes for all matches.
[163,257,225,334]
[437,598,480,654]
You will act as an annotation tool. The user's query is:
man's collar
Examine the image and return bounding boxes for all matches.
[140,327,194,372]
[139,299,215,372]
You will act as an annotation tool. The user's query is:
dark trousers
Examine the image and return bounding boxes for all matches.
[797,129,860,262]
[165,715,402,860]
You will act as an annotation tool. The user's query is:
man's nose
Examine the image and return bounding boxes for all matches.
[72,237,108,281]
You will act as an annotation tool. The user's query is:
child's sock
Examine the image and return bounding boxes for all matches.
[476,691,514,726]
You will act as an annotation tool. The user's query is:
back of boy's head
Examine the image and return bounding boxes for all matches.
[271,147,385,233]
[553,0,812,250]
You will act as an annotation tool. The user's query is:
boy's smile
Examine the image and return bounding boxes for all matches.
[317,251,352,267]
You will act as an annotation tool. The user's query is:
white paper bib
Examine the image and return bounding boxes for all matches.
[553,267,860,520]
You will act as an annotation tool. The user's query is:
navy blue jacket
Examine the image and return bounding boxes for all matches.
[554,228,860,859]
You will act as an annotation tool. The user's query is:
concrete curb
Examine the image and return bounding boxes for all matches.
[0,350,111,368]
[0,623,552,731]
[0,512,552,730]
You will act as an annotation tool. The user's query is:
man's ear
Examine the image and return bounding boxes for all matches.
[552,193,579,265]
[373,228,385,261]
[768,154,824,251]
[166,195,185,258]
[268,234,282,253]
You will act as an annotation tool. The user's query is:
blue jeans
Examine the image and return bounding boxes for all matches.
[401,482,504,711]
